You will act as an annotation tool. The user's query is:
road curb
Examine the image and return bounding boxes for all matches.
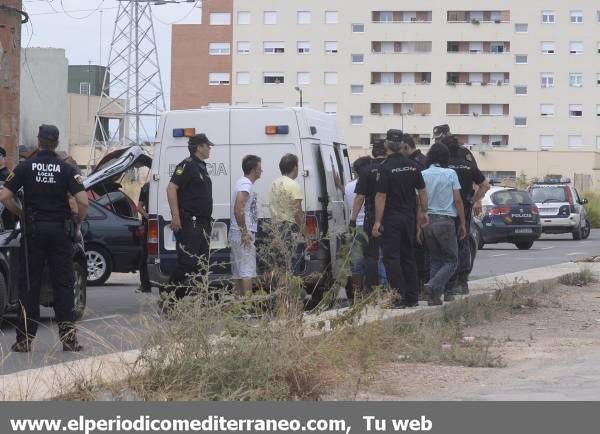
[2,261,598,400]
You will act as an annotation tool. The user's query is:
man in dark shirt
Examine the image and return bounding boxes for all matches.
[372,129,428,308]
[443,135,490,294]
[162,134,214,302]
[0,125,89,352]
[403,134,428,171]
[137,181,151,293]
[351,139,387,293]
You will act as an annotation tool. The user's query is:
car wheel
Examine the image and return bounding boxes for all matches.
[572,224,583,241]
[0,271,7,323]
[86,245,113,286]
[515,241,534,250]
[581,219,591,240]
[73,261,87,321]
[475,226,485,250]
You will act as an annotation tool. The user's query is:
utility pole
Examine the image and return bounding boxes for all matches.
[0,0,25,167]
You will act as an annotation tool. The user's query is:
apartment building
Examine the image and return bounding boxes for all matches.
[171,1,600,187]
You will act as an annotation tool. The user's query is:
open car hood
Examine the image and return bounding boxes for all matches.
[83,146,152,191]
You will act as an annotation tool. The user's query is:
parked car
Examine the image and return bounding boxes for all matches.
[82,146,152,286]
[529,179,590,240]
[0,203,87,322]
[473,187,542,250]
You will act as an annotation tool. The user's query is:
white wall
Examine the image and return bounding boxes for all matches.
[19,48,68,152]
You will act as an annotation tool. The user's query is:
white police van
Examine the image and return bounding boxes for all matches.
[146,106,352,302]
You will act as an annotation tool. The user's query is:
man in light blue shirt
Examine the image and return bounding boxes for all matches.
[421,143,466,305]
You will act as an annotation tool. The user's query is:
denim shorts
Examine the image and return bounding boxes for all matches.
[349,226,367,275]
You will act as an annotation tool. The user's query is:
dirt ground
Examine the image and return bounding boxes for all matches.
[336,284,600,401]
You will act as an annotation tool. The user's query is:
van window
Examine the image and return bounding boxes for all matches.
[491,190,533,205]
[531,186,567,203]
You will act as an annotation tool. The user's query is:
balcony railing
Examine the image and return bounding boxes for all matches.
[447,80,510,86]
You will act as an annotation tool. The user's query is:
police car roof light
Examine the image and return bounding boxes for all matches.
[173,128,185,138]
[183,128,196,138]
[265,125,289,135]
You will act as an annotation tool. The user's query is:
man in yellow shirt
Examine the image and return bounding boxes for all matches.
[269,153,305,275]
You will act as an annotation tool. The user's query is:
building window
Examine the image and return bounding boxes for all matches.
[515,85,528,96]
[263,72,284,84]
[324,102,337,115]
[351,54,364,64]
[79,82,90,95]
[325,41,338,54]
[237,41,250,54]
[297,11,311,25]
[325,11,338,24]
[208,72,230,85]
[350,115,363,125]
[540,104,555,117]
[570,41,584,54]
[236,72,249,85]
[324,72,338,85]
[541,41,555,54]
[570,10,584,23]
[296,72,310,85]
[263,41,285,54]
[297,41,311,54]
[350,84,364,94]
[379,103,394,116]
[447,42,459,53]
[540,135,554,150]
[569,104,583,117]
[469,41,483,53]
[490,104,504,116]
[541,73,555,88]
[568,135,584,150]
[514,116,527,127]
[263,11,277,25]
[491,42,506,53]
[352,23,365,33]
[569,73,583,87]
[542,10,555,24]
[237,11,250,25]
[515,54,528,64]
[515,23,528,33]
[209,42,230,56]
[209,13,231,25]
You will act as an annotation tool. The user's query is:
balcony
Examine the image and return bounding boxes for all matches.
[371,103,431,116]
[372,41,432,54]
[447,72,510,86]
[447,10,510,24]
[447,41,510,54]
[446,103,509,117]
[371,72,431,85]
[455,134,510,147]
[372,11,432,24]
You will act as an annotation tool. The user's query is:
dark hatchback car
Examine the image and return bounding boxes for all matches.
[473,187,542,250]
[83,146,152,286]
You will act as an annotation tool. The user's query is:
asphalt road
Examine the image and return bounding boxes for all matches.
[1,230,598,375]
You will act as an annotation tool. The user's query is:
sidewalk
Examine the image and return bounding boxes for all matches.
[2,262,597,400]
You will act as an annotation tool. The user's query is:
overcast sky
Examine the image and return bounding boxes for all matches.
[22,0,202,109]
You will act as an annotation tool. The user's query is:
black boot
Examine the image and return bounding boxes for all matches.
[11,339,32,353]
[59,322,84,352]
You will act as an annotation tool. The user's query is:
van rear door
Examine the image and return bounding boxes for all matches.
[333,142,352,189]
[318,143,346,280]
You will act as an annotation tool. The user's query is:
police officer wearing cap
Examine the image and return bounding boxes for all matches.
[372,129,428,308]
[0,125,89,352]
[162,133,214,301]
[0,147,11,182]
[441,134,490,295]
[351,138,388,293]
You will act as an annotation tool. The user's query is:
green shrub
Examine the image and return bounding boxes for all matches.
[583,192,600,228]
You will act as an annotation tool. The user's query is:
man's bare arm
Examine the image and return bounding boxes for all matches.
[167,182,182,232]
[0,187,20,216]
[351,194,365,221]
[73,191,89,220]
[234,191,249,230]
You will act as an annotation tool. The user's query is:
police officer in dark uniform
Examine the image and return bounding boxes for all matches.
[0,147,11,182]
[0,125,89,352]
[403,135,428,171]
[351,138,387,293]
[442,134,490,295]
[162,133,214,301]
[372,129,428,308]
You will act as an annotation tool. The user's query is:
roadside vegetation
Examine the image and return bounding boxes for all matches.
[583,192,600,228]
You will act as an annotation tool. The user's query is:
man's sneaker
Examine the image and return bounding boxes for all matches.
[63,340,84,352]
[428,296,443,306]
[11,340,32,353]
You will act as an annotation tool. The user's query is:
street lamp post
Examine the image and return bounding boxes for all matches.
[295,86,303,107]
[401,91,406,131]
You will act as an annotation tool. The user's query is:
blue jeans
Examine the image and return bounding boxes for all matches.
[423,214,458,297]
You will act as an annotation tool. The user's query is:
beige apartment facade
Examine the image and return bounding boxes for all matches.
[171,1,600,188]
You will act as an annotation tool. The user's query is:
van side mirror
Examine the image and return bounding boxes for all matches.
[581,198,588,205]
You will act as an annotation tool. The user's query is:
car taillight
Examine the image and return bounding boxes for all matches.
[488,207,511,216]
[147,218,159,256]
[305,215,320,252]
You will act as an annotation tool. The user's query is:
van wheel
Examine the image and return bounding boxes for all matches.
[581,219,591,240]
[572,225,583,241]
[86,245,112,286]
[0,272,7,323]
[304,272,335,312]
[73,262,87,321]
[515,241,534,250]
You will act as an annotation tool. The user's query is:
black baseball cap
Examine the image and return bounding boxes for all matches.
[188,133,214,147]
[38,124,60,142]
[386,129,403,143]
[0,147,6,157]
